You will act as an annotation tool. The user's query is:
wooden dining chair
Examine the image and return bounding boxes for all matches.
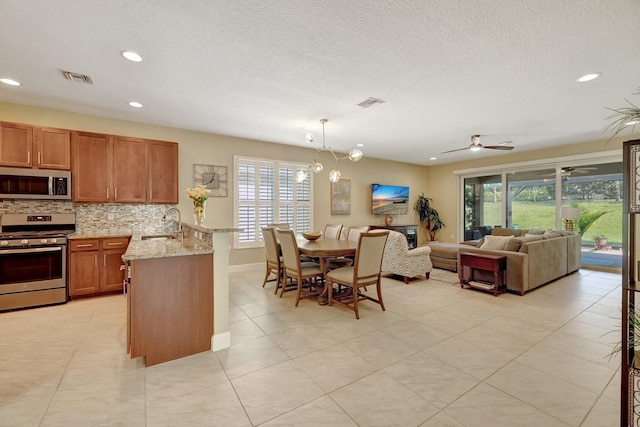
[323,224,343,239]
[268,223,290,230]
[276,229,324,306]
[326,225,369,270]
[326,231,389,319]
[346,225,370,242]
[260,227,285,294]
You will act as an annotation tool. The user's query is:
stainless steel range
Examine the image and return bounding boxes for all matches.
[0,213,75,311]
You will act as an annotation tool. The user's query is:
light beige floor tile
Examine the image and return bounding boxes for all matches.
[455,325,535,359]
[558,318,619,346]
[540,330,620,369]
[146,380,251,426]
[260,395,358,426]
[342,330,419,369]
[229,318,266,344]
[270,324,337,358]
[231,360,324,425]
[580,396,620,427]
[40,371,146,426]
[330,371,439,427]
[383,351,480,408]
[294,343,376,392]
[486,361,598,425]
[216,335,289,378]
[419,411,466,427]
[382,319,451,350]
[0,393,51,426]
[145,352,229,406]
[444,383,568,427]
[425,337,513,380]
[516,344,616,393]
[415,310,477,336]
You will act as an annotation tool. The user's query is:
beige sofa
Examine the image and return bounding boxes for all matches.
[428,228,581,295]
[458,229,581,295]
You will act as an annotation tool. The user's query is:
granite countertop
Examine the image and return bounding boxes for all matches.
[122,237,213,261]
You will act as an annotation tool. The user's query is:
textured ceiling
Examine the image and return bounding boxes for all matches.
[1,0,639,165]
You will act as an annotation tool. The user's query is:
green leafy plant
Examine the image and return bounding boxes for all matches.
[575,208,612,237]
[608,306,640,366]
[604,87,640,142]
[414,193,445,241]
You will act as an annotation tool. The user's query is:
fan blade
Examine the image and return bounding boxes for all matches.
[441,146,472,154]
[484,145,514,150]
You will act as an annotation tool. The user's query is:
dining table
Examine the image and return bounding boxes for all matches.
[296,237,358,304]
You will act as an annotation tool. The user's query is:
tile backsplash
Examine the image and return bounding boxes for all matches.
[0,200,178,236]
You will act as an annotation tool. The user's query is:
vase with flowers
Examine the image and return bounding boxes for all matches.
[185,185,212,225]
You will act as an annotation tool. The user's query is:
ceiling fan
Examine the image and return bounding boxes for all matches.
[442,135,515,154]
[539,166,599,178]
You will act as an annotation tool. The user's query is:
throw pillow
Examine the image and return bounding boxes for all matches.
[480,235,513,250]
[527,229,545,235]
[504,237,524,252]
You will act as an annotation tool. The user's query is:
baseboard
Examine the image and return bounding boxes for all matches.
[229,262,264,273]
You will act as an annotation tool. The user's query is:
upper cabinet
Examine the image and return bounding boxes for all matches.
[148,139,178,203]
[72,131,178,204]
[0,122,71,170]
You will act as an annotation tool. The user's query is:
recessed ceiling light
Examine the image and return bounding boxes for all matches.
[121,51,143,62]
[626,120,639,126]
[0,78,21,86]
[429,157,437,160]
[128,101,143,108]
[576,73,600,82]
[356,143,364,147]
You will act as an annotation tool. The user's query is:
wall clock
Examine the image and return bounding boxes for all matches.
[193,164,228,197]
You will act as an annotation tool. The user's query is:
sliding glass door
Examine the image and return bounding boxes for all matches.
[461,160,622,269]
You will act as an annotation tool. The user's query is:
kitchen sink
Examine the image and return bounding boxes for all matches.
[140,234,178,240]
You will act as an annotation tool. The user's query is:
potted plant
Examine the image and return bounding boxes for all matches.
[595,235,608,247]
[414,193,445,241]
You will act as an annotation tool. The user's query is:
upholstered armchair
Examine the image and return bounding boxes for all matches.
[378,230,432,284]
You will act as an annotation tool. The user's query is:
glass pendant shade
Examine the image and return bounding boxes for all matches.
[329,169,341,182]
[348,148,363,162]
[305,132,314,143]
[469,145,483,152]
[312,162,323,173]
[295,169,308,183]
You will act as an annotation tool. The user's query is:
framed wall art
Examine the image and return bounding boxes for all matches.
[193,164,228,197]
[331,179,351,215]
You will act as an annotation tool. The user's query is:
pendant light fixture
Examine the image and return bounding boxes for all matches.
[296,119,363,183]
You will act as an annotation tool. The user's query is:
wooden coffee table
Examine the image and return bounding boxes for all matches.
[459,252,507,296]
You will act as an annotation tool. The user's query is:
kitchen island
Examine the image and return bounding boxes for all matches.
[122,237,214,366]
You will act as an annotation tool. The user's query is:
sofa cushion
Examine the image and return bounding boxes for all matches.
[480,235,513,250]
[504,238,524,252]
[491,228,524,237]
[542,231,563,239]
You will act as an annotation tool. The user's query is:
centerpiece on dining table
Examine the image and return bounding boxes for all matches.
[185,185,212,225]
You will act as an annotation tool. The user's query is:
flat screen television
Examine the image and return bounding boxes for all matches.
[371,184,410,215]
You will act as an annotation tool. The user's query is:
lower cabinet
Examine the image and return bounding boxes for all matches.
[69,237,130,298]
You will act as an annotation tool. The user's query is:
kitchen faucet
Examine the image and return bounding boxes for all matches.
[163,207,183,239]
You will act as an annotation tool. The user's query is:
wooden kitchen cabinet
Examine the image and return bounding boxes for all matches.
[113,136,147,203]
[148,139,178,203]
[69,237,130,298]
[72,131,112,202]
[72,131,177,204]
[36,127,71,170]
[0,122,71,170]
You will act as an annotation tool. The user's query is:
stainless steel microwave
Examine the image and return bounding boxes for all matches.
[0,167,71,200]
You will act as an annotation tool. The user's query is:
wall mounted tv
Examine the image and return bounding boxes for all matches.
[371,184,410,215]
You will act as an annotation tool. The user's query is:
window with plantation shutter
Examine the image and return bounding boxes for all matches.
[234,156,313,248]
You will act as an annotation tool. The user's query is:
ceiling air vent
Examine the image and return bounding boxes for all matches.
[357,97,385,108]
[61,70,94,85]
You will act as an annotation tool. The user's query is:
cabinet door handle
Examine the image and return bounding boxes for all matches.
[38,152,41,165]
[95,254,98,267]
[104,254,106,266]
[107,187,110,199]
[27,151,31,165]
[76,244,93,248]
[108,242,123,246]
[115,188,118,199]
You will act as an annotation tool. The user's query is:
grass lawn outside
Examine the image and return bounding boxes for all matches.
[480,200,623,247]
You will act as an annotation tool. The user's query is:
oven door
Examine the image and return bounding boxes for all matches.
[0,245,66,294]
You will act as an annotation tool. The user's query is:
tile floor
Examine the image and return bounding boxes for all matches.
[0,267,622,426]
